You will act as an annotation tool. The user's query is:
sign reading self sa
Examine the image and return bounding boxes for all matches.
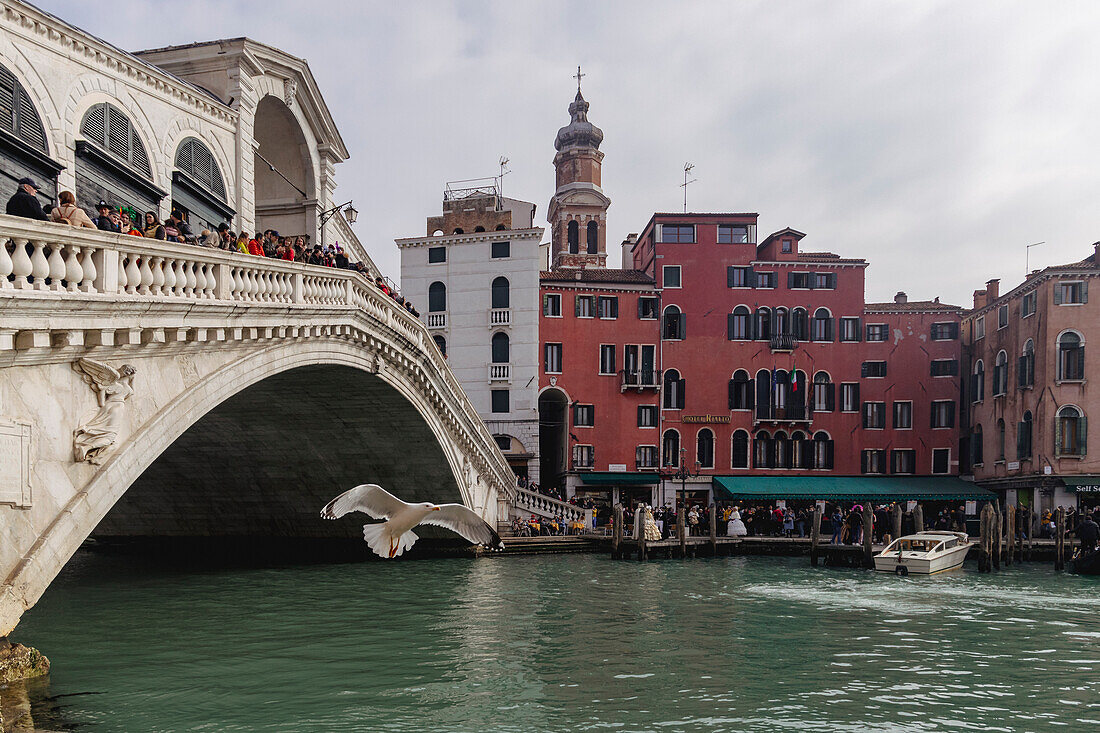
[1075,484,1100,493]
[0,421,32,507]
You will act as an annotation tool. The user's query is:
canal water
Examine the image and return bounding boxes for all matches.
[10,550,1100,731]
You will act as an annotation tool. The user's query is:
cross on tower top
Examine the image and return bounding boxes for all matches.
[574,65,585,92]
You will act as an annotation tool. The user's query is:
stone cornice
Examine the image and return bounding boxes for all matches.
[964,267,1099,320]
[395,228,544,248]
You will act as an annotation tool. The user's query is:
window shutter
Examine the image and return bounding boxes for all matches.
[1054,285,1063,305]
[787,272,796,289]
[947,402,955,428]
[747,269,757,288]
[808,273,816,290]
[854,318,862,342]
[679,378,687,408]
[930,404,937,429]
[678,314,686,339]
[1017,357,1027,388]
[611,298,619,318]
[575,296,582,317]
[727,314,736,341]
[861,362,870,378]
[825,383,835,411]
[828,273,837,289]
[824,318,834,342]
[728,379,736,409]
[860,450,868,474]
[637,298,644,318]
[728,267,736,288]
[1055,416,1064,455]
[825,440,835,469]
[1079,416,1088,455]
[1083,281,1089,303]
[1016,422,1026,459]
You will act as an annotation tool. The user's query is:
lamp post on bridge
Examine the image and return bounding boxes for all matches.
[319,200,358,247]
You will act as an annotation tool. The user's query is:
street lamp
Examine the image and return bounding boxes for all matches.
[659,448,701,514]
[319,200,357,246]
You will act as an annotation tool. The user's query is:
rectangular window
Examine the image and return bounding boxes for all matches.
[866,324,888,342]
[1021,291,1036,318]
[891,449,915,475]
[931,400,955,429]
[861,361,887,378]
[638,297,659,319]
[717,224,749,243]
[931,359,958,377]
[543,293,561,317]
[893,401,913,429]
[861,449,886,474]
[814,273,836,289]
[573,444,594,468]
[659,224,695,243]
[997,304,1008,329]
[840,383,860,412]
[863,401,886,429]
[975,316,985,340]
[597,296,619,319]
[427,246,446,263]
[840,317,861,342]
[636,445,658,469]
[930,322,958,341]
[727,266,752,288]
[1055,281,1087,305]
[637,405,658,427]
[544,343,562,373]
[932,448,950,474]
[754,272,776,289]
[573,403,594,427]
[575,295,595,318]
[599,344,616,374]
[812,380,834,412]
[662,265,682,288]
[490,389,509,414]
[781,238,793,253]
[788,272,811,289]
[491,241,510,259]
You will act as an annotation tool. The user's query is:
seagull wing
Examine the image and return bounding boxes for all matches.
[320,484,409,521]
[420,504,504,549]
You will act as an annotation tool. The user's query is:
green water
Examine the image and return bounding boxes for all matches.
[10,550,1100,732]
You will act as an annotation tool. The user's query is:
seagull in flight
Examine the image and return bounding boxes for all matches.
[321,484,504,558]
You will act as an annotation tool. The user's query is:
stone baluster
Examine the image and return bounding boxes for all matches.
[46,241,66,291]
[238,269,252,301]
[64,245,84,292]
[172,259,186,296]
[196,262,210,297]
[30,239,49,290]
[200,264,215,298]
[302,276,313,302]
[249,268,261,300]
[137,255,154,295]
[182,261,196,296]
[78,245,97,293]
[228,268,240,300]
[0,237,14,288]
[149,256,165,295]
[117,251,128,293]
[259,272,271,302]
[162,255,177,295]
[124,253,141,294]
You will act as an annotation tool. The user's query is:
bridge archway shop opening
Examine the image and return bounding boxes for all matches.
[538,388,569,492]
[254,95,316,239]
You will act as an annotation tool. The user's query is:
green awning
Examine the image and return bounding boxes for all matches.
[711,476,995,502]
[578,472,660,486]
[1063,476,1100,493]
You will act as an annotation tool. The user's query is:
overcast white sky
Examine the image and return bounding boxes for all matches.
[43,0,1100,304]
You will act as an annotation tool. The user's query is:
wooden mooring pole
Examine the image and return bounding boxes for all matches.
[636,506,647,561]
[993,501,1002,571]
[1005,504,1015,566]
[709,503,717,556]
[1055,506,1066,572]
[913,503,924,534]
[862,504,874,569]
[978,503,993,572]
[678,506,687,559]
[810,505,822,567]
[612,504,623,559]
[1027,508,1034,562]
[891,503,902,542]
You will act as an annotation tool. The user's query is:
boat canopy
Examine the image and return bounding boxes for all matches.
[711,476,996,502]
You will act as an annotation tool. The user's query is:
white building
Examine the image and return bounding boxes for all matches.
[397,181,544,481]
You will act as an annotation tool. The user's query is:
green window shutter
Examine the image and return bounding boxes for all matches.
[1082,281,1089,303]
[1055,416,1063,455]
[1079,416,1088,455]
[1054,284,1063,305]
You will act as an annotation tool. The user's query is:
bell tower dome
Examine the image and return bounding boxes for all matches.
[548,68,610,269]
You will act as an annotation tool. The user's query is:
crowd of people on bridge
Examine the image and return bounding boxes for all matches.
[5,178,420,315]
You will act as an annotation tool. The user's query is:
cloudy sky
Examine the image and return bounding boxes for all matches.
[45,0,1100,304]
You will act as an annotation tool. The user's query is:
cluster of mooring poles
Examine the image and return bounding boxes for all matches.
[610,504,732,560]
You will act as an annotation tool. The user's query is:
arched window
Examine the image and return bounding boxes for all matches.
[997,418,1006,461]
[732,430,750,469]
[662,429,680,467]
[1017,410,1033,460]
[491,276,510,309]
[754,307,771,341]
[452,228,464,235]
[972,360,985,402]
[812,372,834,412]
[971,424,984,466]
[80,102,152,179]
[728,305,751,340]
[729,369,752,410]
[773,307,789,336]
[663,305,685,340]
[1058,331,1085,381]
[1020,339,1035,388]
[1056,406,1087,456]
[812,431,834,469]
[774,430,791,469]
[428,281,447,312]
[567,220,579,254]
[754,430,772,468]
[495,224,507,231]
[587,220,599,254]
[792,308,809,341]
[812,308,833,342]
[773,369,790,411]
[474,226,486,232]
[994,350,1008,396]
[663,369,684,409]
[756,369,771,419]
[432,334,447,358]
[491,332,510,363]
[697,429,715,468]
[0,65,47,152]
[791,431,809,469]
[175,137,227,200]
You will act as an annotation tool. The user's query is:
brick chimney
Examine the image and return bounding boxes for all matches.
[985,278,1000,301]
[973,289,988,310]
[1093,241,1100,263]
[894,291,907,304]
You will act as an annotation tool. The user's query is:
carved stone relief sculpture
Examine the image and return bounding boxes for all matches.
[72,358,137,464]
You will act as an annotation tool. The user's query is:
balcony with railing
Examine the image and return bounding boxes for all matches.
[488,307,511,327]
[754,398,811,425]
[770,334,797,352]
[488,363,511,383]
[426,312,447,329]
[619,369,661,392]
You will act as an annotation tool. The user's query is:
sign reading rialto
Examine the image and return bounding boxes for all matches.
[0,420,31,507]
[681,415,731,424]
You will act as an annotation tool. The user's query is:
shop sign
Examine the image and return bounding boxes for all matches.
[1075,484,1100,493]
[682,414,731,424]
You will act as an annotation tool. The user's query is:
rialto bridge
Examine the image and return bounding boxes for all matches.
[0,216,518,636]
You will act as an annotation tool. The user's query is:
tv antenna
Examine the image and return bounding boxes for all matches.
[1025,241,1044,276]
[498,156,510,201]
[681,162,696,213]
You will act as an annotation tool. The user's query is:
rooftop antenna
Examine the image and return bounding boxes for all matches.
[498,156,510,205]
[681,162,696,213]
[1025,241,1045,276]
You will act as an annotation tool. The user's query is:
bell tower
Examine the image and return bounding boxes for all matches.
[548,67,611,269]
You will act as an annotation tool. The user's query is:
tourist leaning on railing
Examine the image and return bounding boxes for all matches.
[5,178,48,221]
[50,191,96,229]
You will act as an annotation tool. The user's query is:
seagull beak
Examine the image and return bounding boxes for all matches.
[432,506,441,511]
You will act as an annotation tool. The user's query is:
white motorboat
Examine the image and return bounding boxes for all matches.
[874,531,972,575]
